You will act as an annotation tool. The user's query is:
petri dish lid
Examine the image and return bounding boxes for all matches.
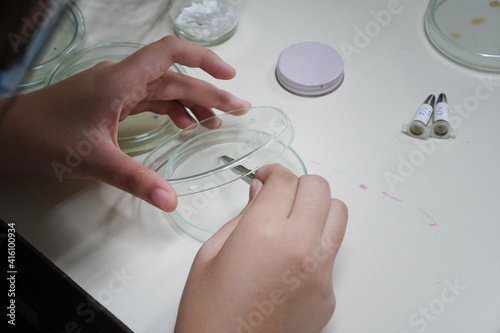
[17,1,85,90]
[276,41,344,96]
[143,106,295,196]
[424,0,500,72]
[46,42,186,155]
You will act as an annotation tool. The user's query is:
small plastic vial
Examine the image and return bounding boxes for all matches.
[170,0,241,46]
[433,93,450,136]
[403,94,436,139]
[431,93,456,139]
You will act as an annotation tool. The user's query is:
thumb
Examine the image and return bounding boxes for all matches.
[241,178,263,214]
[90,147,178,212]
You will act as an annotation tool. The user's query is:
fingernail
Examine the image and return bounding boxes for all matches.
[152,188,174,212]
[249,178,263,200]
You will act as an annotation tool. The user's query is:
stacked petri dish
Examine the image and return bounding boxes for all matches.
[46,42,186,155]
[143,106,307,242]
[17,1,85,92]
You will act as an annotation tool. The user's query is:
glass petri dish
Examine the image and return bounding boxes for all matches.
[424,0,500,72]
[46,42,186,155]
[143,106,307,242]
[17,1,85,91]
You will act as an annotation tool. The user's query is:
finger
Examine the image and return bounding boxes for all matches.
[89,144,178,212]
[321,199,348,262]
[197,178,263,262]
[184,105,216,122]
[243,164,299,221]
[116,36,238,86]
[240,178,264,215]
[288,175,333,238]
[149,71,250,112]
[127,100,197,128]
[160,36,237,79]
[126,99,222,129]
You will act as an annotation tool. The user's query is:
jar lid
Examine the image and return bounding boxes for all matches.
[17,1,85,90]
[425,0,500,72]
[276,41,344,96]
[46,42,186,155]
[143,106,296,196]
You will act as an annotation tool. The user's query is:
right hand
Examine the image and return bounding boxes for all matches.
[175,164,348,333]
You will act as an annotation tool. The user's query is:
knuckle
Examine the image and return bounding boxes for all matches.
[159,35,181,62]
[264,163,285,173]
[322,295,336,318]
[250,222,281,243]
[284,242,312,267]
[160,35,178,49]
[160,82,182,100]
[277,169,298,184]
[304,174,330,191]
[214,89,233,108]
[115,169,147,195]
[267,163,297,180]
[332,198,348,217]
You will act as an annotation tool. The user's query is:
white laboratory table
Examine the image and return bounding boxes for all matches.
[1,0,500,332]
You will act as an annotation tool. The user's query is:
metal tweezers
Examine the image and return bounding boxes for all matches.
[219,155,256,185]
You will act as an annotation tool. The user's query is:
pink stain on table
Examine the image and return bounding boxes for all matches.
[357,183,438,227]
[417,208,438,227]
[381,191,404,202]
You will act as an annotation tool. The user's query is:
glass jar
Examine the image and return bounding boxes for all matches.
[170,0,242,46]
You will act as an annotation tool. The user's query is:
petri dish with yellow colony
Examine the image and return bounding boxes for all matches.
[46,42,186,155]
[425,0,500,71]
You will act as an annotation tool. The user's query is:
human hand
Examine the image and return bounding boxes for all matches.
[0,36,250,212]
[175,164,348,333]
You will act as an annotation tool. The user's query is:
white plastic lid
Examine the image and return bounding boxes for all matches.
[276,41,344,96]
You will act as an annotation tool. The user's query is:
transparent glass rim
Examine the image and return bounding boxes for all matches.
[17,1,85,88]
[172,145,307,240]
[46,42,186,85]
[424,0,500,72]
[143,106,298,196]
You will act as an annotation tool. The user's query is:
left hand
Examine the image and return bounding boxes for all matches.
[0,36,251,212]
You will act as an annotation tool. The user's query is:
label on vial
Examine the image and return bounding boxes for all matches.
[434,102,450,122]
[413,104,433,125]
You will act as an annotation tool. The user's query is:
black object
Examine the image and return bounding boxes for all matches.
[1,219,132,333]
